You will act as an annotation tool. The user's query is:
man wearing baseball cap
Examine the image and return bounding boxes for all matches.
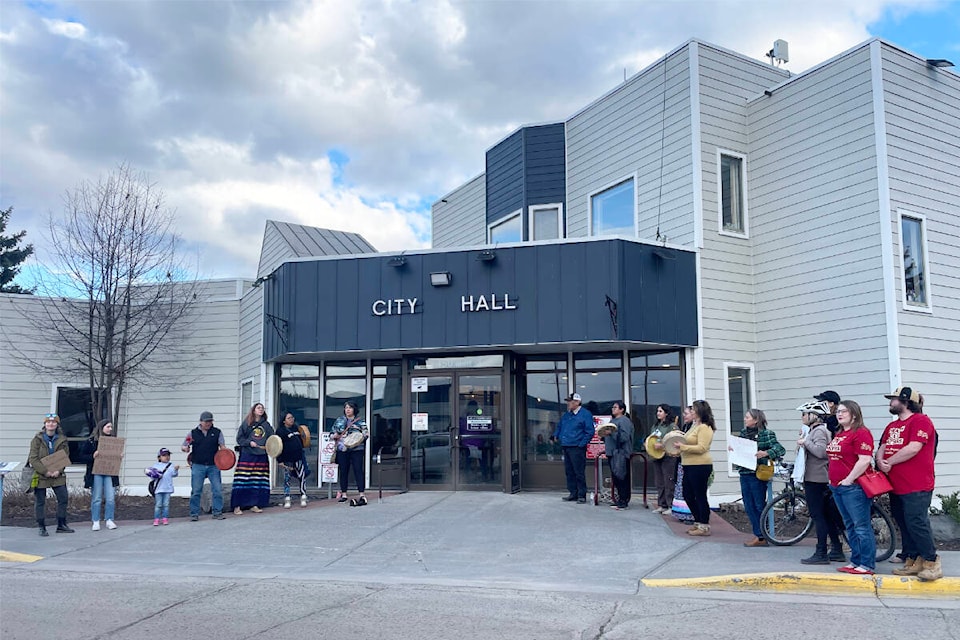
[181,411,227,521]
[814,390,841,436]
[876,387,942,581]
[552,393,594,503]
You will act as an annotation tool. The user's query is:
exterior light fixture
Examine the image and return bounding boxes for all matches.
[926,59,955,68]
[477,249,496,262]
[388,255,406,268]
[653,248,676,261]
[430,272,452,287]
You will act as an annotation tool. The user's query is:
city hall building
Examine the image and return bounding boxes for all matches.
[1,37,957,500]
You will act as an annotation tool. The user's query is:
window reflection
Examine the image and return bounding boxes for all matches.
[278,379,320,487]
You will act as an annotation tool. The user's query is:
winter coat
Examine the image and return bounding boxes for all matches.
[603,415,634,480]
[28,429,70,489]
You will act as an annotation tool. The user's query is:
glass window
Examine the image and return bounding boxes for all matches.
[574,353,622,371]
[629,350,683,446]
[530,206,561,240]
[727,366,753,435]
[278,379,320,487]
[590,179,634,236]
[489,211,522,244]
[240,381,253,416]
[901,215,929,307]
[279,364,320,378]
[324,378,366,432]
[56,387,108,462]
[409,355,504,370]
[325,362,366,377]
[525,370,566,462]
[371,371,403,457]
[720,153,746,234]
[373,362,402,377]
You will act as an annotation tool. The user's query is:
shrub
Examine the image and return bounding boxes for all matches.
[930,491,960,525]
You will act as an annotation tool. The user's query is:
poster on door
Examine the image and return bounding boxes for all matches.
[586,415,611,460]
[321,463,339,484]
[412,412,429,431]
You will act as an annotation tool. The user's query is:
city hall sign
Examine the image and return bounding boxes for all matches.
[371,293,518,316]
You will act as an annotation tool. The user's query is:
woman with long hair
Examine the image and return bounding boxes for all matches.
[605,400,634,510]
[231,402,274,515]
[650,403,680,514]
[827,399,876,575]
[332,401,369,506]
[85,419,121,531]
[671,400,715,536]
[671,406,695,524]
[736,408,786,547]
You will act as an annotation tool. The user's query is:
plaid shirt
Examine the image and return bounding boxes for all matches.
[735,427,786,475]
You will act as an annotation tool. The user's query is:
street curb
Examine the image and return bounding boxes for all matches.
[0,550,44,563]
[642,572,960,597]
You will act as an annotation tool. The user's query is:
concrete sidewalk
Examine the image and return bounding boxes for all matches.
[1,492,957,599]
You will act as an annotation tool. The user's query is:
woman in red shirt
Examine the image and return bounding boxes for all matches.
[826,400,876,575]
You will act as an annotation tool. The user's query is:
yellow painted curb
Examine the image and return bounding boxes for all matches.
[0,550,44,563]
[643,572,960,597]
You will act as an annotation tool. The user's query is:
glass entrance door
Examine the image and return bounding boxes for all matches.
[409,372,502,490]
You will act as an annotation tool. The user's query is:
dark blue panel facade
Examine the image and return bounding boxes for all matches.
[262,240,698,360]
[485,123,567,238]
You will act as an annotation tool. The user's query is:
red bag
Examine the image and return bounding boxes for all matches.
[857,468,893,498]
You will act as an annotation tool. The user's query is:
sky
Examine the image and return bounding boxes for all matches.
[1,0,958,281]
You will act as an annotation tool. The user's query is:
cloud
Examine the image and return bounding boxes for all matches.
[0,0,942,280]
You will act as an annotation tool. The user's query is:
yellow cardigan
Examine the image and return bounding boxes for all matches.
[679,423,714,466]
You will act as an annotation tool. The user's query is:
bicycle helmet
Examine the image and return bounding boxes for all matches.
[795,400,830,416]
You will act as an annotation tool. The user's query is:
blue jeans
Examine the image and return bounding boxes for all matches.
[154,493,171,519]
[190,463,223,516]
[890,491,937,562]
[740,473,768,538]
[832,484,876,569]
[91,474,115,522]
[562,446,587,499]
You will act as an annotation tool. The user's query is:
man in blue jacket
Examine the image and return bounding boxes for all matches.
[553,393,595,503]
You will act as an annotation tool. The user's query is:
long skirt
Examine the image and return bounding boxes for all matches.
[671,462,694,523]
[230,450,271,509]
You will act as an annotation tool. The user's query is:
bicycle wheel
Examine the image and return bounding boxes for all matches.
[872,503,897,562]
[761,491,813,546]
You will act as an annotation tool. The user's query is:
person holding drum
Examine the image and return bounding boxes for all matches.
[332,401,369,506]
[231,402,275,515]
[182,411,227,521]
[648,404,679,514]
[276,412,310,508]
[670,400,716,536]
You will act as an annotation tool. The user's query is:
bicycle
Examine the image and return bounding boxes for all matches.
[760,463,897,562]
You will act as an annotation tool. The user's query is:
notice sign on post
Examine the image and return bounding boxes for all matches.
[321,463,339,484]
[412,413,429,431]
[92,437,126,476]
[320,433,336,464]
[411,377,428,393]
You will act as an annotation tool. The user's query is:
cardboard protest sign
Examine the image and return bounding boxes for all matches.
[92,437,126,476]
[39,449,71,473]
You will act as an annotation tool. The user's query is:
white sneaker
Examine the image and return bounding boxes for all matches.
[105,520,117,530]
[300,495,308,508]
[283,496,291,509]
[91,521,100,531]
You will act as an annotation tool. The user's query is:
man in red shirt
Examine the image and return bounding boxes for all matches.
[876,386,941,581]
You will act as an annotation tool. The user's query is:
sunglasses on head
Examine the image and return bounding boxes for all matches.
[45,413,58,418]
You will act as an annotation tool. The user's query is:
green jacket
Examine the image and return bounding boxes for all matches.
[734,427,786,475]
[28,429,70,489]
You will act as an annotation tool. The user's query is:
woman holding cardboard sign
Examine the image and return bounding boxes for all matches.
[84,419,121,531]
[27,413,74,536]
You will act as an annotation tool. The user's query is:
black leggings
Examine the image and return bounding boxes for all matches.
[804,481,843,553]
[339,448,365,493]
[35,485,69,523]
[681,464,712,524]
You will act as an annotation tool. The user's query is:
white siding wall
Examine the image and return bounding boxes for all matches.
[883,43,960,494]
[745,44,893,474]
[431,173,487,249]
[566,46,694,244]
[238,283,263,407]
[0,280,248,494]
[695,45,789,487]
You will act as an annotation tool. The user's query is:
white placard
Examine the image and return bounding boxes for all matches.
[320,432,337,464]
[321,463,339,483]
[727,435,759,470]
[0,461,20,474]
[412,412,429,431]
[411,377,428,393]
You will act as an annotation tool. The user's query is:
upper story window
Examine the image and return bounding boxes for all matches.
[590,178,635,236]
[529,204,562,241]
[900,211,931,310]
[718,151,747,236]
[488,210,522,244]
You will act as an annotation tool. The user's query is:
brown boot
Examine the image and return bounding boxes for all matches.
[917,556,943,582]
[743,536,768,547]
[892,556,920,576]
[688,523,711,536]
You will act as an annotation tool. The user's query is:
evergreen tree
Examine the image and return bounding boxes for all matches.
[0,206,34,294]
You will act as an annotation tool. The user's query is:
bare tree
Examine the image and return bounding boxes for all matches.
[14,164,199,429]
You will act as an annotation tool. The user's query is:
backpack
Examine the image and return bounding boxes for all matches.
[147,463,171,497]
